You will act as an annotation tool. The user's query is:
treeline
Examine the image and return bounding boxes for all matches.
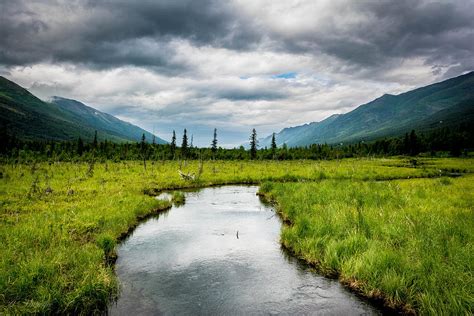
[0,123,472,163]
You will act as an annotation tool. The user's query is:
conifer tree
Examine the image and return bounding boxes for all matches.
[409,130,419,155]
[141,133,146,151]
[92,130,98,149]
[403,132,410,154]
[141,133,147,170]
[249,128,258,159]
[77,137,84,156]
[271,132,277,158]
[181,129,188,158]
[170,130,176,159]
[211,128,218,157]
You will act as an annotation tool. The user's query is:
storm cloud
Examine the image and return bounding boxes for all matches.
[0,0,259,68]
[1,0,473,146]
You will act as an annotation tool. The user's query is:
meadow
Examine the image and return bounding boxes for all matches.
[0,158,472,314]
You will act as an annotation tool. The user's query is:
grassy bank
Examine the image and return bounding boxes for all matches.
[0,158,472,314]
[259,175,473,314]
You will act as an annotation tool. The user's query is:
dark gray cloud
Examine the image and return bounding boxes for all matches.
[1,0,473,76]
[216,90,286,101]
[271,0,474,75]
[360,0,474,74]
[0,0,259,69]
[204,85,288,101]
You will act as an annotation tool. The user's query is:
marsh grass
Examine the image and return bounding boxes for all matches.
[171,191,185,206]
[0,157,472,314]
[259,175,473,314]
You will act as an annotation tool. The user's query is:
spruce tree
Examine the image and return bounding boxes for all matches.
[249,128,258,159]
[181,129,188,158]
[409,130,418,156]
[211,128,218,157]
[170,130,176,159]
[403,133,410,154]
[271,132,277,158]
[92,130,98,149]
[141,133,147,170]
[77,137,84,156]
[141,133,146,151]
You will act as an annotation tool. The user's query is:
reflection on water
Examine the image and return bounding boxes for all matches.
[109,186,379,315]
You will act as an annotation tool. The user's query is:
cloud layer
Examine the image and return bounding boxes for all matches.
[1,0,473,146]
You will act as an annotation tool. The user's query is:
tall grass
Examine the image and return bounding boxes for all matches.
[0,158,472,313]
[171,191,185,206]
[259,175,473,314]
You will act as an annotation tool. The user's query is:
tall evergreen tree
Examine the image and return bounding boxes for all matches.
[249,128,258,159]
[170,130,176,158]
[409,130,419,156]
[92,130,98,149]
[141,133,146,145]
[138,133,147,169]
[211,128,218,157]
[0,125,8,153]
[271,132,277,158]
[140,133,146,155]
[181,129,188,158]
[403,132,410,154]
[77,137,84,156]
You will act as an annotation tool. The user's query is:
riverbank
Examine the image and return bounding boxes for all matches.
[258,176,473,314]
[0,158,472,314]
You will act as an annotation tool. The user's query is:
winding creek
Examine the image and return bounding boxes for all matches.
[109,186,379,315]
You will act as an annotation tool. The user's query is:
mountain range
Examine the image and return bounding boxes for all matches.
[1,71,473,147]
[0,76,166,143]
[260,71,474,147]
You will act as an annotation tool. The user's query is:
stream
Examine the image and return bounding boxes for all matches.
[109,186,379,315]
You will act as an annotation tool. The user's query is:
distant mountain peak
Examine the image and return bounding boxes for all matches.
[0,78,167,143]
[326,113,342,119]
[260,71,474,147]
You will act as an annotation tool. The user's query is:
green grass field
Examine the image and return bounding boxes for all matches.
[0,158,473,314]
[259,176,473,314]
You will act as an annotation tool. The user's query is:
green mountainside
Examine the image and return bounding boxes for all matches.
[0,76,166,143]
[261,71,474,147]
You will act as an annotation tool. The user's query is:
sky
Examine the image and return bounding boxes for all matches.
[1,0,473,147]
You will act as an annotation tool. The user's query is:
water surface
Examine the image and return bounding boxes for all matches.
[110,186,378,315]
